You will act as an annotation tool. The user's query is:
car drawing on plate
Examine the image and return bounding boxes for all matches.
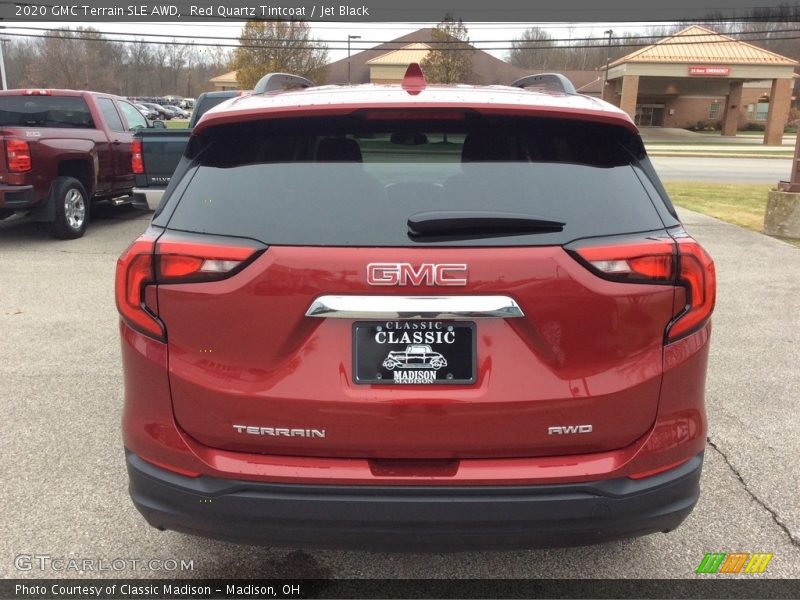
[383,345,447,370]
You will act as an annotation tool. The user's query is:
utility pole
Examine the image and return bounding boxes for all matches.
[603,29,613,100]
[787,129,800,192]
[0,32,7,90]
[347,35,361,84]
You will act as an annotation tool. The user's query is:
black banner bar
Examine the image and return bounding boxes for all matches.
[2,0,799,23]
[3,579,800,599]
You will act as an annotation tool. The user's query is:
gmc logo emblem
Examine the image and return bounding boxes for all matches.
[366,263,468,286]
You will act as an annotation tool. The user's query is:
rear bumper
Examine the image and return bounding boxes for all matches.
[126,450,702,551]
[132,188,163,211]
[0,184,35,210]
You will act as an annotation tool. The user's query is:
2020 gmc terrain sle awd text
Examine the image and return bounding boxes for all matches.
[117,68,715,550]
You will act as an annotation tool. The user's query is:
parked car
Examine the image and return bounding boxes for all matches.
[117,67,716,550]
[140,102,172,120]
[179,97,195,109]
[130,90,245,210]
[162,105,188,119]
[134,103,159,120]
[0,89,159,238]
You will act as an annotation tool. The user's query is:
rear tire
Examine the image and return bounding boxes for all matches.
[48,177,89,239]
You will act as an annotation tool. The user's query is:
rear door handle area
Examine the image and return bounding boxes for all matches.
[305,295,525,319]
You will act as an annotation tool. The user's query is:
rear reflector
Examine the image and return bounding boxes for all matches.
[628,457,691,480]
[139,454,200,478]
[570,231,715,343]
[5,139,32,173]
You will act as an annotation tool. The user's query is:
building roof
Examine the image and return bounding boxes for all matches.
[609,25,798,68]
[209,70,238,84]
[366,43,431,66]
[323,29,527,85]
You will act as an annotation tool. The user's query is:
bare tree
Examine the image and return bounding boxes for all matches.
[507,27,557,70]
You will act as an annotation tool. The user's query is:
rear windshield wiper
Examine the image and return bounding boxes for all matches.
[408,211,565,240]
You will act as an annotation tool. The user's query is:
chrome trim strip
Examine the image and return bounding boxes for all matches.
[305,295,524,319]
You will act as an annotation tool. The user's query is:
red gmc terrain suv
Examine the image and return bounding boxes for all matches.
[117,66,715,550]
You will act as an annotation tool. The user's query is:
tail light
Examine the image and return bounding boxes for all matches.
[115,232,264,341]
[668,234,716,342]
[5,139,32,173]
[131,139,144,174]
[570,230,715,343]
[156,238,260,283]
[115,235,162,340]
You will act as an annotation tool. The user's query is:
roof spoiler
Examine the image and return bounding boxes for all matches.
[511,73,576,95]
[253,73,315,95]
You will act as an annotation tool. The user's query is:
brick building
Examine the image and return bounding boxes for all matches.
[603,25,798,144]
[215,26,796,143]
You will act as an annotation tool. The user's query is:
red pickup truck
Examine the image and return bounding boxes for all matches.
[0,89,155,238]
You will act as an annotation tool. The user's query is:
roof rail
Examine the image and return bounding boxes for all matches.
[511,73,577,95]
[253,73,315,95]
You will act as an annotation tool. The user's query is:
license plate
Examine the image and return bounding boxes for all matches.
[353,321,476,385]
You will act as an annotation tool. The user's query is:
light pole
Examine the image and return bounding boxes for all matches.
[603,29,614,100]
[347,35,361,84]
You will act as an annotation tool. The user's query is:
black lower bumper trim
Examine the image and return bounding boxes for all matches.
[0,185,35,209]
[126,451,702,550]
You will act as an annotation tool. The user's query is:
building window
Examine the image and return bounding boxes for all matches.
[708,103,720,119]
[755,103,769,121]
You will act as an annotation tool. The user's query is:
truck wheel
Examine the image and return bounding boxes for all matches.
[49,177,89,239]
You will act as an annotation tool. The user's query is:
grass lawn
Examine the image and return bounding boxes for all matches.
[664,182,799,248]
[165,119,190,129]
[694,129,797,136]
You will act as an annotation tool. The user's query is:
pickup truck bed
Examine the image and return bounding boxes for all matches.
[132,90,241,210]
[132,129,190,210]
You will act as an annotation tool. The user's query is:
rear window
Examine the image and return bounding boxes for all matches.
[0,95,94,128]
[190,94,237,126]
[159,114,668,246]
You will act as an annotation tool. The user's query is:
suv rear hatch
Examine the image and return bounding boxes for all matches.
[147,112,682,459]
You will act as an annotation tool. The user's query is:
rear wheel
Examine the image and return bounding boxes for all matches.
[49,177,89,239]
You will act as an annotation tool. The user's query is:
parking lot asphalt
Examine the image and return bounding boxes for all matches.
[1,201,798,580]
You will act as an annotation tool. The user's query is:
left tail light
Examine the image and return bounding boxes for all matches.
[5,139,32,173]
[131,139,144,174]
[569,229,715,343]
[115,232,264,341]
[115,234,162,340]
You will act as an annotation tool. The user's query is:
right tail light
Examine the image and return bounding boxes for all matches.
[668,234,716,342]
[570,229,715,343]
